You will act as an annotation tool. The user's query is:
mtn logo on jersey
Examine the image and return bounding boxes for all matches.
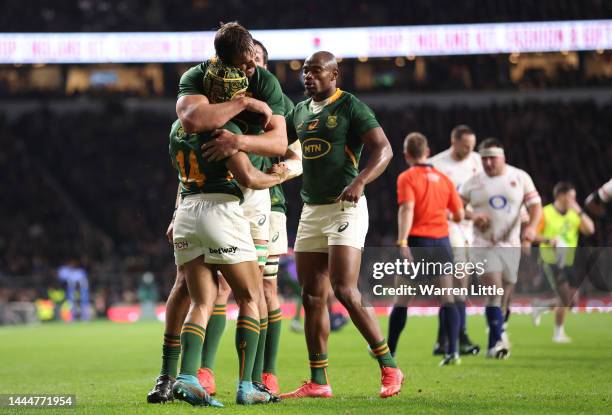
[209,246,238,255]
[174,241,189,250]
[303,138,331,159]
[338,222,349,232]
[256,214,267,226]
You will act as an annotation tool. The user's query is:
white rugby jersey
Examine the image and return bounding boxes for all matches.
[597,178,612,203]
[460,164,540,247]
[429,148,482,246]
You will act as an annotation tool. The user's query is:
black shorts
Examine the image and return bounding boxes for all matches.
[542,263,579,289]
[408,236,454,277]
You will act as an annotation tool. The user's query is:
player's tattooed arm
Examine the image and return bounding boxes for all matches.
[226,152,289,189]
[202,115,288,161]
[338,127,392,203]
[176,95,271,134]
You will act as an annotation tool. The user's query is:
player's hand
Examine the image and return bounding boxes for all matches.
[269,163,290,182]
[245,97,273,129]
[201,129,241,161]
[521,238,532,255]
[337,178,365,203]
[473,213,491,232]
[165,219,174,244]
[568,198,583,214]
[521,224,537,244]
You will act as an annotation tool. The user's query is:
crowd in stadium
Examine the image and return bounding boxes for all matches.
[2,0,610,32]
[0,99,610,305]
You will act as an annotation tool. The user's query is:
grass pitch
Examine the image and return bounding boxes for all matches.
[1,312,611,414]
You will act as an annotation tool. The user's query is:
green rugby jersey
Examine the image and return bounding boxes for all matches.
[266,94,296,214]
[286,89,380,204]
[178,61,285,171]
[169,119,243,202]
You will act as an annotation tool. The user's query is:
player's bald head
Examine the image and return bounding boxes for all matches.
[305,51,338,71]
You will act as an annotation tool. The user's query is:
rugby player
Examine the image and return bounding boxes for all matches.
[460,138,542,359]
[280,51,403,399]
[196,38,302,396]
[428,125,482,356]
[168,110,290,405]
[532,182,594,342]
[147,22,286,403]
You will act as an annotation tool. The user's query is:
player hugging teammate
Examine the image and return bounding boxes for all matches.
[149,43,405,404]
[148,22,296,406]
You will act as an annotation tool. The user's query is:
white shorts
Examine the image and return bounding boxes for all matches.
[471,248,521,284]
[239,186,271,241]
[173,193,257,266]
[268,211,288,256]
[294,197,369,253]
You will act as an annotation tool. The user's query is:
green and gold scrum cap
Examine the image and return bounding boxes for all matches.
[202,56,249,103]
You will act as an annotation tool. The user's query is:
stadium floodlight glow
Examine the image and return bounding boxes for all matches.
[0,20,609,64]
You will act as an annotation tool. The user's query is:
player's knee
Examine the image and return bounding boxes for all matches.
[332,284,360,308]
[263,279,277,302]
[302,291,327,310]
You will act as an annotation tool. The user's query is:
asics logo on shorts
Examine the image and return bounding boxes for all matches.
[257,214,267,226]
[174,241,189,250]
[338,222,349,232]
[209,246,238,255]
[272,232,280,242]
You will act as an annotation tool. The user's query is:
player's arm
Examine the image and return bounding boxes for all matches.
[338,127,393,202]
[521,173,542,243]
[569,201,595,236]
[585,191,606,217]
[202,115,287,161]
[447,178,465,223]
[397,201,415,245]
[522,202,542,243]
[176,95,273,134]
[533,216,550,244]
[585,179,610,218]
[226,152,288,190]
[278,140,303,180]
[396,173,415,248]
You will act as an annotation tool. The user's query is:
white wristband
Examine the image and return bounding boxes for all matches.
[283,158,303,179]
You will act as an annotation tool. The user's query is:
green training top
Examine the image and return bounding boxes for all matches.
[286,89,380,204]
[539,203,581,266]
[178,61,285,171]
[169,119,243,202]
